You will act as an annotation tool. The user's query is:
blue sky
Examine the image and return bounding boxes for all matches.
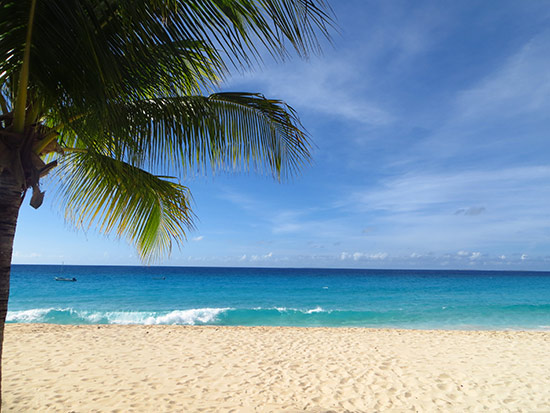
[12,0,550,270]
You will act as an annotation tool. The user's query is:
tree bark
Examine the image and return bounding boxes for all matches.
[0,169,23,408]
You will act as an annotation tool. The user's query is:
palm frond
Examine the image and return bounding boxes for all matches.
[1,0,333,124]
[1,0,223,123]
[0,0,332,262]
[53,151,195,262]
[62,92,311,180]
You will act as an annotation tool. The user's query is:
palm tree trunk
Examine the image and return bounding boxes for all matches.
[0,169,23,407]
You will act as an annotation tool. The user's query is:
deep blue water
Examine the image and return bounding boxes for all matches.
[7,265,550,330]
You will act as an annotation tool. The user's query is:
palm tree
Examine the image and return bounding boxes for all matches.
[0,0,333,403]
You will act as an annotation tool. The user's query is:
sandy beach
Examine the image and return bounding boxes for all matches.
[2,324,549,412]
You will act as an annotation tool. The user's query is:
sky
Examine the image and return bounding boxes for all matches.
[12,0,550,270]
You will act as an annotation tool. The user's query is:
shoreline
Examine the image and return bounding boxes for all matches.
[5,321,550,332]
[4,324,550,412]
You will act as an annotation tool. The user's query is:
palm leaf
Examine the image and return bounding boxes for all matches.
[53,151,195,262]
[1,0,332,262]
[62,92,311,180]
[1,0,333,125]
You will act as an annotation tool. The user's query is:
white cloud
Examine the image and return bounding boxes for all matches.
[369,252,389,260]
[219,189,262,211]
[250,252,274,262]
[338,166,550,254]
[269,209,311,234]
[457,251,482,261]
[341,251,388,261]
[350,166,550,215]
[470,252,481,260]
[455,31,550,122]
[408,29,550,165]
[226,52,393,126]
[192,236,204,241]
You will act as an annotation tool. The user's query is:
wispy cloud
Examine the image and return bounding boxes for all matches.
[455,31,550,123]
[404,29,550,167]
[341,166,550,252]
[454,207,486,216]
[350,166,550,215]
[250,252,273,262]
[218,188,263,212]
[340,251,388,261]
[226,58,393,126]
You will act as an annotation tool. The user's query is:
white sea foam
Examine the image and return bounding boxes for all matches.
[144,308,230,325]
[6,308,54,322]
[270,306,328,314]
[92,308,231,325]
[7,307,231,325]
[305,306,325,314]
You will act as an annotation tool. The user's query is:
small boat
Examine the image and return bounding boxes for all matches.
[55,277,77,282]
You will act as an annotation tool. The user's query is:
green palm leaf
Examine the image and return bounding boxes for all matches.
[62,92,310,179]
[54,151,194,262]
[1,0,333,124]
[0,0,333,261]
[0,0,335,398]
[50,92,309,260]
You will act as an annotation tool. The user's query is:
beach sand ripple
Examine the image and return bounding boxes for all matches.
[2,324,549,412]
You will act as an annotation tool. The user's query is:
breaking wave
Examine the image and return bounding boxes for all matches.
[6,307,230,325]
[7,304,550,329]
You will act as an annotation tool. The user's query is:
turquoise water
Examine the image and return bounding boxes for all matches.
[7,265,550,330]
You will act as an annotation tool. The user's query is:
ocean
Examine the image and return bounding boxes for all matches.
[6,265,550,330]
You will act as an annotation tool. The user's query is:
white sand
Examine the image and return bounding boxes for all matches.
[2,324,550,412]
